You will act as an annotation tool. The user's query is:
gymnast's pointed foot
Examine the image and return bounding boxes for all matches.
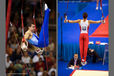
[81,59,87,66]
[100,7,102,10]
[96,7,98,10]
[45,3,48,10]
[45,3,51,11]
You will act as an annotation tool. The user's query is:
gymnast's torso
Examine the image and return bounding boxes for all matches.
[27,33,39,46]
[24,30,39,46]
[79,20,90,34]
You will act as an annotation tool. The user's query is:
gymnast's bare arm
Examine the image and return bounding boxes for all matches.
[24,30,33,40]
[64,19,81,23]
[88,20,102,24]
[21,31,33,51]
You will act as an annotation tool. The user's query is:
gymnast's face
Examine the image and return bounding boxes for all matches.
[29,24,35,32]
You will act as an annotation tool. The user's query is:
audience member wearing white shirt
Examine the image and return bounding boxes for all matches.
[21,51,31,64]
[37,67,44,76]
[48,63,56,76]
[32,53,44,63]
[6,56,12,68]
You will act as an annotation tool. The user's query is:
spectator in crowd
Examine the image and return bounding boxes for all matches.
[22,69,26,76]
[10,39,19,52]
[10,46,22,62]
[21,51,31,64]
[9,24,17,35]
[6,38,12,47]
[6,56,12,69]
[26,13,33,26]
[6,63,15,73]
[46,52,56,69]
[51,71,56,76]
[49,9,56,24]
[7,70,13,76]
[14,60,23,73]
[6,45,13,57]
[18,27,23,37]
[37,67,44,76]
[48,37,56,58]
[42,47,50,70]
[35,57,45,72]
[48,37,55,52]
[42,71,49,76]
[32,53,44,63]
[29,67,36,76]
[48,63,56,76]
[5,53,8,60]
[12,12,20,28]
[42,47,50,57]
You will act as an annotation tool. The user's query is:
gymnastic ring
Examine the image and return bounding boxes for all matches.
[21,40,28,51]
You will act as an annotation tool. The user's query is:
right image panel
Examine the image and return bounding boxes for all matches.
[58,0,109,76]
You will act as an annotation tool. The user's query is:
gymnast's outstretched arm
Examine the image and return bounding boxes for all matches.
[89,20,102,24]
[64,16,81,23]
[64,19,81,23]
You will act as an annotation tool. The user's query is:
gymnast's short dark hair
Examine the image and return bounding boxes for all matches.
[27,22,34,27]
[83,12,88,19]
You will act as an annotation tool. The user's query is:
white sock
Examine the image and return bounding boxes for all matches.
[45,3,48,10]
[100,7,102,10]
[96,7,98,10]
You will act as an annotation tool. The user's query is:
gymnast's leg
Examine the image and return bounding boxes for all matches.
[83,33,89,63]
[38,4,50,47]
[96,0,99,10]
[79,33,84,62]
[100,0,102,10]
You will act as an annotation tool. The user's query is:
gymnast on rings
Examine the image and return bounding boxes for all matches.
[21,3,50,54]
[64,12,105,65]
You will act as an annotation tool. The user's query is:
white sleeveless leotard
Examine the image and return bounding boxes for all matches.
[80,20,89,33]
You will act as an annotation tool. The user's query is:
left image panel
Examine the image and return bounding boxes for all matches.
[6,0,56,76]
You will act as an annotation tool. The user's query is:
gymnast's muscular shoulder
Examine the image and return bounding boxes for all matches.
[24,30,33,40]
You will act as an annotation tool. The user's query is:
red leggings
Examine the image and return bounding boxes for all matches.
[79,33,89,62]
[97,0,102,7]
[100,0,102,8]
